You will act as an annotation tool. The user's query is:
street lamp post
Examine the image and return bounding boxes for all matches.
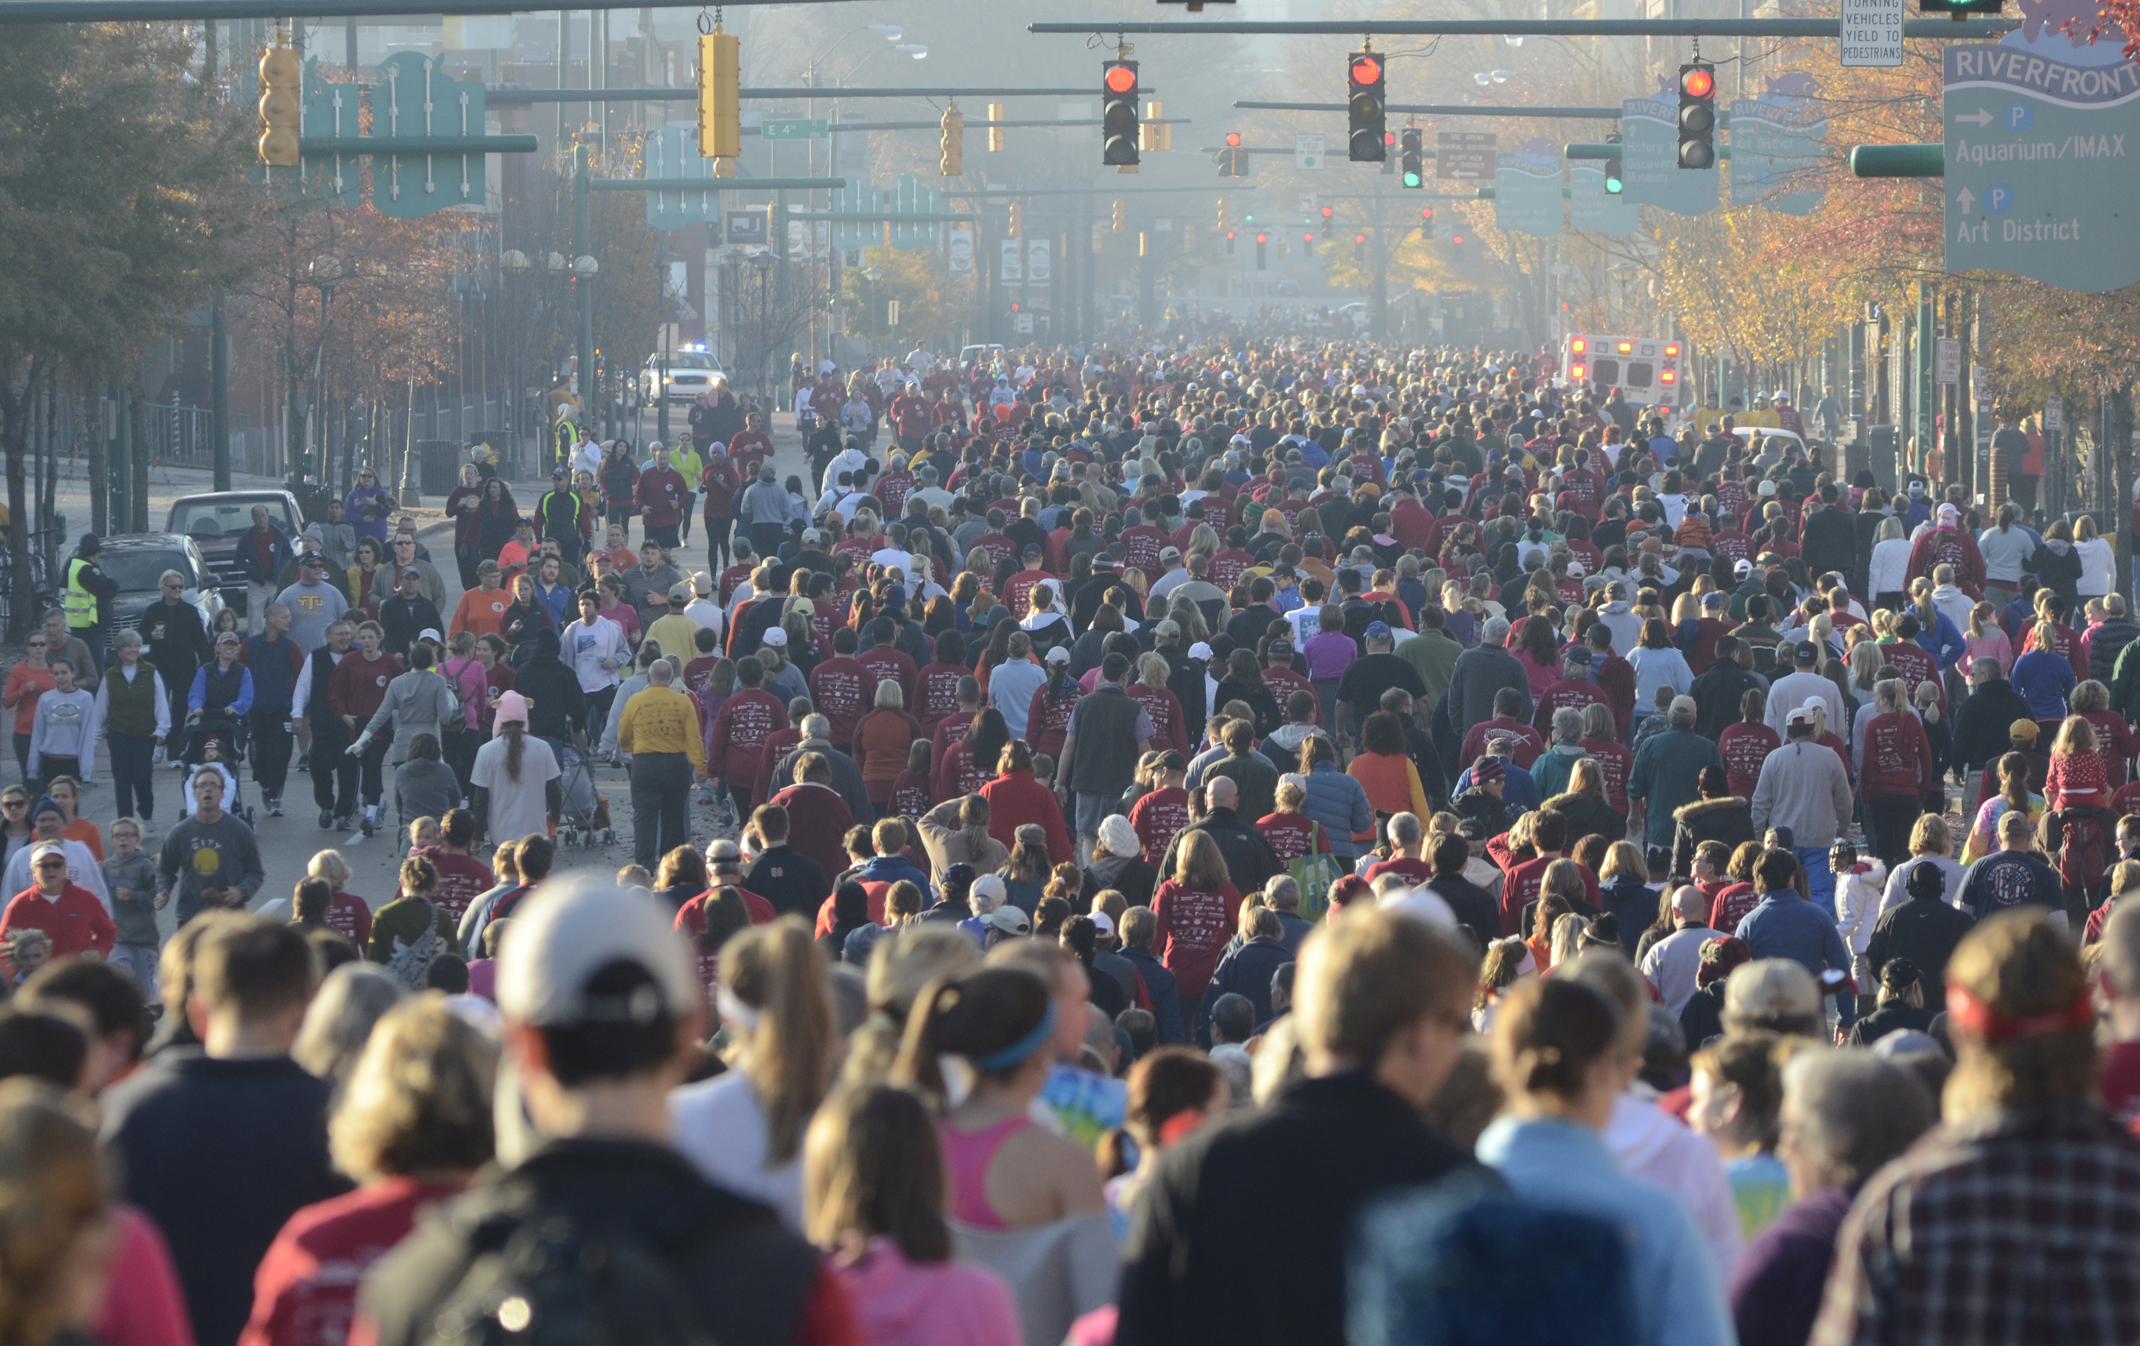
[576,251,600,441]
[860,264,886,359]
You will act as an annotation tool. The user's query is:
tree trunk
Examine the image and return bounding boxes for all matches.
[130,384,150,532]
[1,357,46,639]
[86,382,105,537]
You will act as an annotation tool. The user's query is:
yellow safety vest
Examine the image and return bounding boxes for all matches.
[63,557,98,628]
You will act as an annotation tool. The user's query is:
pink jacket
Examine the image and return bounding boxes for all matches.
[830,1239,1021,1346]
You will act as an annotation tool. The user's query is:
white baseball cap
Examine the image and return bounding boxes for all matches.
[495,877,699,1028]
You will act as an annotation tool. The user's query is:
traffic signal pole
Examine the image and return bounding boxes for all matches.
[1031,17,2011,36]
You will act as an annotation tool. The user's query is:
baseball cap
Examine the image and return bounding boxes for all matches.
[985,905,1032,936]
[417,627,443,645]
[2010,718,2040,741]
[551,467,567,480]
[1908,480,1925,495]
[400,567,422,581]
[1267,637,1294,657]
[761,628,788,648]
[708,839,743,871]
[1793,641,1818,667]
[1564,645,1593,667]
[215,631,240,647]
[1785,701,1820,726]
[1724,959,1821,1024]
[1734,558,1753,576]
[1568,561,1585,577]
[693,572,713,596]
[1153,619,1181,638]
[1089,910,1115,936]
[1189,641,1213,660]
[28,841,65,865]
[1160,546,1182,563]
[495,877,699,1028]
[493,690,531,734]
[1365,621,1392,641]
[300,552,325,567]
[973,874,1009,904]
[1044,645,1071,665]
[1021,543,1044,559]
[668,581,693,601]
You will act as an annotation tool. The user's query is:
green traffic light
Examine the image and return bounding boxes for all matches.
[1402,171,1421,187]
[1605,176,1623,193]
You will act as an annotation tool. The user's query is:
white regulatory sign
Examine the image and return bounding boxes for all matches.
[1936,337,1961,384]
[1839,0,1903,68]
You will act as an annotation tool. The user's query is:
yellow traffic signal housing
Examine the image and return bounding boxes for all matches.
[1140,100,1169,152]
[1008,200,1023,237]
[940,102,964,176]
[1217,199,1230,230]
[1112,199,1126,233]
[698,28,740,158]
[987,101,1006,152]
[257,45,301,167]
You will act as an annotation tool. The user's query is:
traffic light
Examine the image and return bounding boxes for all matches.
[1354,233,1366,261]
[1399,126,1424,188]
[1008,200,1022,237]
[257,43,301,167]
[1255,232,1267,270]
[698,26,740,158]
[1347,51,1385,162]
[1217,199,1230,230]
[1141,100,1170,152]
[1419,206,1434,239]
[1102,59,1140,167]
[1112,199,1126,234]
[1183,224,1196,249]
[986,101,1005,153]
[1221,131,1246,178]
[1382,130,1395,173]
[1678,62,1717,170]
[1225,230,1236,255]
[1604,155,1624,193]
[1919,0,2004,17]
[939,102,964,176]
[1139,232,1150,257]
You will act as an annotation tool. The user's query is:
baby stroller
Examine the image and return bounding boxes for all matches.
[179,717,255,825]
[545,734,614,847]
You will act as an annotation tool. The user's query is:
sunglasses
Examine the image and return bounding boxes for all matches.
[33,859,65,869]
[1,800,24,810]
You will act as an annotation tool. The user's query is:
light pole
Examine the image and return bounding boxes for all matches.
[305,253,341,496]
[860,265,886,360]
[576,251,600,439]
[501,248,530,473]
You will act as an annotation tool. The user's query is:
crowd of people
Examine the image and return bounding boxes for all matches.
[1,337,2139,1346]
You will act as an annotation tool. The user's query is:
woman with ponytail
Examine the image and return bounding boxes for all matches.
[891,964,1111,1346]
[669,916,836,1230]
[1465,974,1733,1343]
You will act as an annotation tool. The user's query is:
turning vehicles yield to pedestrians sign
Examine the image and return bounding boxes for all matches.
[1944,29,2140,292]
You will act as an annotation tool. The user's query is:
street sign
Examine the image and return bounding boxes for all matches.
[1296,134,1326,170]
[301,58,362,207]
[1730,84,1828,216]
[1944,33,2140,291]
[1298,193,1318,213]
[1936,336,1961,383]
[949,227,973,274]
[1623,93,1716,214]
[1000,237,1023,282]
[1840,0,1904,68]
[725,212,766,245]
[1494,139,1563,237]
[1971,364,1992,400]
[370,52,487,218]
[1437,130,1497,179]
[828,172,873,250]
[1014,312,1034,334]
[1027,239,1052,284]
[643,124,719,231]
[761,118,828,140]
[2046,395,2063,431]
[1570,164,1638,234]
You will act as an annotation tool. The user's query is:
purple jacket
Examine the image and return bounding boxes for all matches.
[1728,1185,1853,1346]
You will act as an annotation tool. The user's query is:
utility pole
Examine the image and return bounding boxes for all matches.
[556,10,570,146]
[574,144,593,422]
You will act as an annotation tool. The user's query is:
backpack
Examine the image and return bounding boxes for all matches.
[1350,1171,1640,1346]
[385,900,445,989]
[2053,806,2111,895]
[1289,821,1346,924]
[419,1207,716,1346]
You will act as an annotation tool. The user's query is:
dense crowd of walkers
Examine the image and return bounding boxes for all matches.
[3,338,2140,1346]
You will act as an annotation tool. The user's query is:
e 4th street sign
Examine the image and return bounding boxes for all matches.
[1944,36,2140,292]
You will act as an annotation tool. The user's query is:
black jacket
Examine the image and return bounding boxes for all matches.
[1083,851,1158,909]
[512,654,586,741]
[1800,505,1858,580]
[1425,873,1504,954]
[101,1051,346,1346]
[358,1140,823,1346]
[1679,979,1728,1049]
[1117,1073,1484,1346]
[745,843,829,919]
[1846,1001,1940,1046]
[1671,795,1757,880]
[1950,676,2034,771]
[1159,808,1280,899]
[1691,661,1765,741]
[1865,891,1977,1011]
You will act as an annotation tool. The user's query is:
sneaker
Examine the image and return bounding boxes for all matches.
[319,809,335,829]
[334,813,353,831]
[361,808,377,837]
[267,796,283,818]
[295,753,310,774]
[151,745,165,765]
[140,817,158,838]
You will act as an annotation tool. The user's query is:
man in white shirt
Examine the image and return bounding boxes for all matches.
[683,573,725,643]
[1638,886,1716,1016]
[1763,643,1847,738]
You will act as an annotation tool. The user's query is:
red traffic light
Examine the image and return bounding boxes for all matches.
[1384,131,1395,145]
[1303,232,1314,242]
[1421,206,1433,219]
[1225,131,1241,147]
[1354,233,1365,244]
[1105,64,1137,93]
[1010,301,1020,311]
[1451,233,1465,244]
[1349,55,1382,85]
[1254,233,1266,243]
[1226,231,1236,240]
[1680,66,1714,98]
[1320,206,1333,218]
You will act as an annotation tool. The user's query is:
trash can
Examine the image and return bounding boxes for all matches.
[417,440,460,497]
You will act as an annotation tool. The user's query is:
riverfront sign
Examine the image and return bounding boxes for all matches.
[1944,31,2140,292]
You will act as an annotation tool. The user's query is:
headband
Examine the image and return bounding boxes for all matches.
[715,986,762,1033]
[970,999,1058,1073]
[1945,983,2094,1042]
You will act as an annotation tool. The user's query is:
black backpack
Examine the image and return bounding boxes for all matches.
[420,1209,717,1346]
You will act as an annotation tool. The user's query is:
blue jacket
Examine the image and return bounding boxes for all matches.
[1474,1117,1734,1346]
[1200,935,1295,1038]
[1121,945,1187,1044]
[187,663,254,718]
[1733,890,1851,982]
[241,632,301,718]
[1293,761,1374,859]
[853,853,934,903]
[233,525,294,584]
[1913,610,1968,672]
[2010,648,2076,721]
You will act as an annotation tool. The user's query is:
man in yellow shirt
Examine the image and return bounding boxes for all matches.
[615,659,706,870]
[644,582,705,671]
